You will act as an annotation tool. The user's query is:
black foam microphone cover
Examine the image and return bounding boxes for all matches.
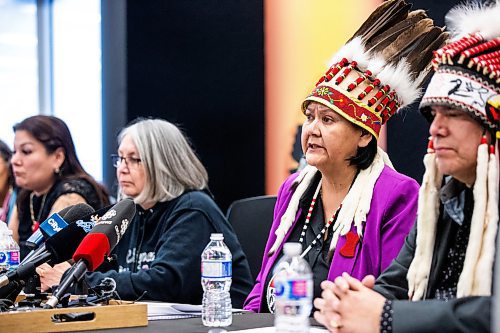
[43,204,114,265]
[90,198,136,251]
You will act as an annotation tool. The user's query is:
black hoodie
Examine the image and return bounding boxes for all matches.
[83,190,253,307]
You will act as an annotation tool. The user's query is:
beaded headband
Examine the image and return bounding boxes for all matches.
[420,2,500,132]
[304,0,448,139]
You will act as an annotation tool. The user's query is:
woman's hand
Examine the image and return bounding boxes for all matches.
[36,261,71,292]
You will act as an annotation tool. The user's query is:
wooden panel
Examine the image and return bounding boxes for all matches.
[0,301,147,333]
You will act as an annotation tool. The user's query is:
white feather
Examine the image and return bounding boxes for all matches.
[446,1,500,40]
[457,143,489,297]
[366,55,386,76]
[329,37,371,69]
[377,59,421,106]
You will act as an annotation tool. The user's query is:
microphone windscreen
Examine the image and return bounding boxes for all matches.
[55,205,74,219]
[89,199,136,251]
[60,203,95,223]
[44,204,98,264]
[72,233,110,271]
[72,199,136,270]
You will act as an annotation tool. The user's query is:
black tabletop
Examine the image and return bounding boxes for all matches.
[82,313,324,333]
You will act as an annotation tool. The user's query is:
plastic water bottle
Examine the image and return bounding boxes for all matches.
[201,233,232,327]
[0,223,19,272]
[6,230,20,270]
[0,222,9,272]
[274,242,313,333]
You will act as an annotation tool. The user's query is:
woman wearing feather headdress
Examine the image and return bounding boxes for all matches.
[315,1,500,332]
[243,0,447,314]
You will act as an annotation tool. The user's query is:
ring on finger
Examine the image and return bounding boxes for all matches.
[330,320,343,329]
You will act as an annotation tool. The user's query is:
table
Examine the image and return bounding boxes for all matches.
[84,313,324,332]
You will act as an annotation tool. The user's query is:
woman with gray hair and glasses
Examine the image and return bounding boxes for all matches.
[77,118,252,306]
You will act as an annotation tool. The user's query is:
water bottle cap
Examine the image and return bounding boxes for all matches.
[0,221,9,234]
[210,233,224,240]
[283,242,302,256]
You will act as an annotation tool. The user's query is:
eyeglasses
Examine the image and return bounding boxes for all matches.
[111,154,142,168]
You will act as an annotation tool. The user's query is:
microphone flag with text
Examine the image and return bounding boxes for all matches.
[21,203,97,265]
[44,198,136,309]
[25,205,74,250]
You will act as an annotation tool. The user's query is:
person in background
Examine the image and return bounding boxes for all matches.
[314,2,499,332]
[50,118,253,306]
[8,115,110,289]
[0,140,16,224]
[243,0,447,313]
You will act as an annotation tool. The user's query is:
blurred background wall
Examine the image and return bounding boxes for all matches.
[0,0,465,211]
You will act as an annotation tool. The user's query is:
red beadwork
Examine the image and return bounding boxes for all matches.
[481,135,488,145]
[490,145,495,154]
[471,50,500,65]
[438,34,483,64]
[347,69,374,92]
[347,75,367,92]
[357,79,380,100]
[335,64,354,85]
[382,92,398,121]
[316,59,349,86]
[460,39,500,64]
[376,92,392,113]
[368,85,390,107]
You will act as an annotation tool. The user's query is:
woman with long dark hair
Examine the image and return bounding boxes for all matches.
[8,115,109,262]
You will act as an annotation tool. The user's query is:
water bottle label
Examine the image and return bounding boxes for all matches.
[275,279,310,300]
[201,260,232,278]
[8,251,19,267]
[0,252,6,264]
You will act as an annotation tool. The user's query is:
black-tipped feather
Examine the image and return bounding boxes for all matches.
[361,2,412,44]
[404,28,448,77]
[366,10,428,51]
[348,0,409,43]
[383,19,434,62]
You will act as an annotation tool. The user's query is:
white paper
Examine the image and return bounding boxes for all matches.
[230,327,328,333]
[138,302,248,320]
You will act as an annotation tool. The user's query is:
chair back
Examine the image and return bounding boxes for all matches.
[226,195,277,280]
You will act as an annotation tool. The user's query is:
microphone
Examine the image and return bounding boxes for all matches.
[44,198,136,309]
[0,203,96,289]
[22,204,90,265]
[24,205,74,249]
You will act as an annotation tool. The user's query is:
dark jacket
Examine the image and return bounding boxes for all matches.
[83,190,253,308]
[374,179,491,333]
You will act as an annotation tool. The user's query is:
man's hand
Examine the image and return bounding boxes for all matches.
[314,273,385,333]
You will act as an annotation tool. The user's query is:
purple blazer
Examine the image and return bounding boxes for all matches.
[243,165,419,312]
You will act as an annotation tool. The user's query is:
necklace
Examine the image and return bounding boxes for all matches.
[30,192,47,232]
[299,179,341,258]
[266,180,341,313]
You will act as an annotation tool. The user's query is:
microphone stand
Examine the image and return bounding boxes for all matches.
[44,260,88,309]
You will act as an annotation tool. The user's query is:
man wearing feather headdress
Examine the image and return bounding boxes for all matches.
[314,1,500,332]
